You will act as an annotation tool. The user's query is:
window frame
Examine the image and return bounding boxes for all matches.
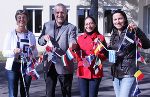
[103,6,123,36]
[24,6,43,36]
[77,6,90,33]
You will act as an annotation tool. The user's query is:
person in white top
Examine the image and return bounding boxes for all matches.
[2,9,38,97]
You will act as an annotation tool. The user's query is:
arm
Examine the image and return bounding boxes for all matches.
[136,28,150,49]
[29,32,38,57]
[38,24,47,46]
[97,35,108,61]
[2,32,15,58]
[128,22,150,49]
[68,25,77,48]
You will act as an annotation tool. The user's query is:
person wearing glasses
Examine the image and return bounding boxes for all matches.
[2,9,38,97]
[108,10,150,97]
[38,3,77,97]
[74,16,107,97]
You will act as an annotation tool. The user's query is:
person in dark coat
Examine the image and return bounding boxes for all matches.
[108,10,150,97]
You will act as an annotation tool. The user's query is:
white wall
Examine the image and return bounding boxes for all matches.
[0,0,146,52]
[0,0,20,51]
[0,0,79,51]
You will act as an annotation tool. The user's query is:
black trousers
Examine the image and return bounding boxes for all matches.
[14,73,31,97]
[46,64,73,97]
[11,61,32,97]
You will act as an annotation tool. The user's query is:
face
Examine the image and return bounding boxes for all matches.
[84,18,96,33]
[16,14,28,27]
[113,13,125,31]
[54,6,67,26]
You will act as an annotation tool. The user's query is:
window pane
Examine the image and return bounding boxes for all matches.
[77,9,90,33]
[78,9,85,33]
[27,10,33,32]
[35,10,42,33]
[104,10,113,34]
[104,9,121,34]
[148,7,150,34]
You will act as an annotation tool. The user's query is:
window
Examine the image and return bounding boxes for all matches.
[24,6,43,36]
[77,6,90,33]
[104,10,113,34]
[148,6,150,34]
[103,6,122,34]
[143,5,150,35]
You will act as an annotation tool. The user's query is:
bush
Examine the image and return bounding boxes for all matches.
[0,52,6,62]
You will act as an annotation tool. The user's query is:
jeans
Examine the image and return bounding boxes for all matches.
[78,78,101,97]
[6,70,15,97]
[46,64,73,97]
[113,77,136,97]
[6,70,32,97]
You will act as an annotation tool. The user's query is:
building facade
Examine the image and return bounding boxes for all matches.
[0,0,150,53]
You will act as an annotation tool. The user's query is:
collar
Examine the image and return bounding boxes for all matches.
[54,22,62,29]
[83,32,99,40]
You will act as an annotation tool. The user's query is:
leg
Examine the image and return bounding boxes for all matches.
[46,64,57,97]
[24,75,32,97]
[6,70,15,97]
[89,78,101,97]
[58,74,73,97]
[119,77,136,97]
[113,78,121,97]
[20,74,32,97]
[78,78,89,97]
[13,71,20,97]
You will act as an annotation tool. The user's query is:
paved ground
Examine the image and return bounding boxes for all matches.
[0,60,150,97]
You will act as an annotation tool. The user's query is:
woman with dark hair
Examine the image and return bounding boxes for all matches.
[108,10,150,97]
[75,16,107,97]
[2,9,38,97]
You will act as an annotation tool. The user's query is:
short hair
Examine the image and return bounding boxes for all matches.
[53,3,67,14]
[15,9,29,20]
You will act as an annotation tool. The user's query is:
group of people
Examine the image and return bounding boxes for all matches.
[2,3,150,97]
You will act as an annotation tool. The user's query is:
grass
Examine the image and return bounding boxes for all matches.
[0,52,6,62]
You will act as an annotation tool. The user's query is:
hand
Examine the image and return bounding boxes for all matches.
[14,48,22,54]
[43,35,51,42]
[29,45,35,50]
[128,22,137,30]
[71,43,79,52]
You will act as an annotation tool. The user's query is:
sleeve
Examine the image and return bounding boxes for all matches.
[136,28,150,49]
[30,33,38,57]
[97,35,108,61]
[74,50,82,62]
[38,23,47,46]
[73,35,82,62]
[107,30,115,50]
[69,25,77,48]
[2,32,15,58]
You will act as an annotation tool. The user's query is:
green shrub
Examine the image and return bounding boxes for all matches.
[0,52,6,62]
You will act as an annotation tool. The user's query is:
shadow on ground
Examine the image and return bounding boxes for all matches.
[0,59,150,97]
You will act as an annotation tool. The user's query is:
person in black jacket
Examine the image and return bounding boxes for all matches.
[108,10,150,97]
